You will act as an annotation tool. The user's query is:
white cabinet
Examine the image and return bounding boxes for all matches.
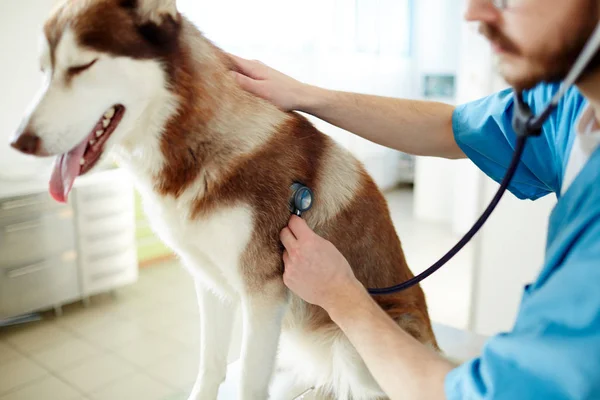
[0,194,80,319]
[71,170,138,297]
[0,169,138,321]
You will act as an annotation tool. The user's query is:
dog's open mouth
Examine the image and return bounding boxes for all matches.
[49,105,125,203]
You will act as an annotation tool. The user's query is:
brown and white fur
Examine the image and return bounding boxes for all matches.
[10,0,438,398]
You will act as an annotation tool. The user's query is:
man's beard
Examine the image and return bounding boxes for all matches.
[480,17,600,92]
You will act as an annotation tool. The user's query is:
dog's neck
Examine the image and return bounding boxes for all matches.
[115,18,288,201]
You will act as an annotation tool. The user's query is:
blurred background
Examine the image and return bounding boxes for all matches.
[0,0,557,399]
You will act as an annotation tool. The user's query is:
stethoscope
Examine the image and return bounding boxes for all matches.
[289,182,314,217]
[289,23,600,296]
[287,102,533,295]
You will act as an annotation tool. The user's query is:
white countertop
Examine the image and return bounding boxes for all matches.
[218,323,487,399]
[0,167,128,200]
[0,176,49,199]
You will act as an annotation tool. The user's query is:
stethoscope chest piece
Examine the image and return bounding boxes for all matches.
[290,182,314,217]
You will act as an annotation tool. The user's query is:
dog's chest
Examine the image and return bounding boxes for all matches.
[142,192,255,292]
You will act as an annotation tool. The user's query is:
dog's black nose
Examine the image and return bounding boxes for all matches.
[11,132,41,155]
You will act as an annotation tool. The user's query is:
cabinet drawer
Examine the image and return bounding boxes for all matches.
[81,248,138,296]
[74,179,133,217]
[77,209,135,239]
[85,247,137,276]
[0,192,62,220]
[75,178,131,202]
[76,199,133,223]
[0,253,80,319]
[78,228,136,258]
[0,210,76,268]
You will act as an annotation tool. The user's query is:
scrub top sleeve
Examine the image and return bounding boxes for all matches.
[445,216,600,400]
[452,83,585,200]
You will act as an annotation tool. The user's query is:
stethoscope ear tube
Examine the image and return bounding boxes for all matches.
[367,22,600,295]
[368,129,528,295]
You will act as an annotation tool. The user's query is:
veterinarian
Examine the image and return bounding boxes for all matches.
[231,0,600,399]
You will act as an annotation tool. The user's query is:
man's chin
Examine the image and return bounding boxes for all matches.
[495,55,572,93]
[503,75,546,93]
[496,63,552,93]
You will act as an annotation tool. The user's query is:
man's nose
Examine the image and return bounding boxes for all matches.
[10,131,42,155]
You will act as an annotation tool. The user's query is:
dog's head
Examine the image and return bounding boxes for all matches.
[10,0,183,202]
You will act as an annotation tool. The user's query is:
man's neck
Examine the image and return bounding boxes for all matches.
[576,68,600,124]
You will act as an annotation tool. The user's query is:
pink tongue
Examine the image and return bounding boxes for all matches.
[49,141,88,203]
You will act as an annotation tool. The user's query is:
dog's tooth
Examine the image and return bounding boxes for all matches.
[90,139,96,145]
[96,130,104,138]
[104,108,115,119]
[102,119,110,128]
[80,158,85,166]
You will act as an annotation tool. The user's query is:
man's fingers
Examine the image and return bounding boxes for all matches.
[283,250,290,265]
[230,71,256,90]
[230,72,271,100]
[288,215,314,240]
[280,227,297,250]
[228,54,266,80]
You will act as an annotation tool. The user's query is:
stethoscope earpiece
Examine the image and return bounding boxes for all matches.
[290,182,314,217]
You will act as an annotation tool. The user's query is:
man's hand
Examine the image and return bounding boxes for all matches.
[228,54,314,112]
[280,216,453,399]
[280,215,364,312]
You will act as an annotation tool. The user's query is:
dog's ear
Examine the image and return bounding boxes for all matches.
[120,0,178,23]
[120,0,180,47]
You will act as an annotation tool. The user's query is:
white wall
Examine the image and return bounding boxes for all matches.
[413,0,462,92]
[469,185,556,335]
[0,0,56,180]
[411,0,463,224]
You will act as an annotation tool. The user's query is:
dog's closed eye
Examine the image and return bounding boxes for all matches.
[68,59,98,76]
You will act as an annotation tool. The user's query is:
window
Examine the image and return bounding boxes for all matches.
[178,0,413,57]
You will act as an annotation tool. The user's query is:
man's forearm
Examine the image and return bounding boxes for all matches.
[298,86,465,159]
[327,283,455,400]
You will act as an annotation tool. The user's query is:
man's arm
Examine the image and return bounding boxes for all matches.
[301,88,464,159]
[280,216,454,399]
[329,281,455,400]
[229,55,465,159]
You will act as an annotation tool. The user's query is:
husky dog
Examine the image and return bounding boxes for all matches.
[10,0,438,398]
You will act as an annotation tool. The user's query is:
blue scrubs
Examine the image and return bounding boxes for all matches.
[445,83,600,400]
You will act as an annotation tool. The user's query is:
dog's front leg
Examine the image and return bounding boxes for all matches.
[189,280,238,400]
[238,282,288,400]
